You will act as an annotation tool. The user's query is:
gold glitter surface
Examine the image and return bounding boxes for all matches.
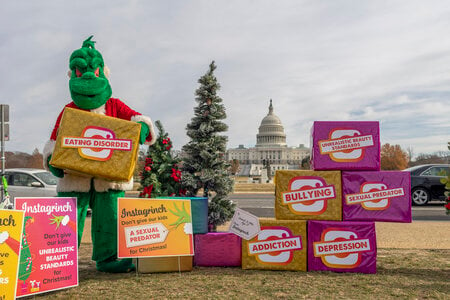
[50,108,141,182]
[274,170,342,221]
[242,219,307,271]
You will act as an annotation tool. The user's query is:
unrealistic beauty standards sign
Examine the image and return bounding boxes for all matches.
[118,198,194,258]
[0,209,24,300]
[14,197,78,298]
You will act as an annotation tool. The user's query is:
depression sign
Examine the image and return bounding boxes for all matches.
[118,198,194,258]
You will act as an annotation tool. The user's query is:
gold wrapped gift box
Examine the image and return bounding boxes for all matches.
[136,256,193,273]
[242,219,307,271]
[275,170,342,221]
[50,107,141,182]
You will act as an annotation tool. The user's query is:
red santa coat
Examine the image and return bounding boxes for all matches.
[43,98,155,193]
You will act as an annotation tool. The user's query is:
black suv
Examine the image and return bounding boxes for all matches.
[403,164,449,205]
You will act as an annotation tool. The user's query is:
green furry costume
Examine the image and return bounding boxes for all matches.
[44,36,155,273]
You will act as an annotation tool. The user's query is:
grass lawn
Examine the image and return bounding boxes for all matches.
[31,243,449,299]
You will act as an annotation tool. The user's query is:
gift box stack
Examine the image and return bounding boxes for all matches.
[168,121,411,274]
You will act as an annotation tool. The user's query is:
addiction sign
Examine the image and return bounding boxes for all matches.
[118,198,194,258]
[14,197,78,297]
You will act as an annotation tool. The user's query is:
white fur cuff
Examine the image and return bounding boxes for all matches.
[43,140,56,171]
[131,114,156,145]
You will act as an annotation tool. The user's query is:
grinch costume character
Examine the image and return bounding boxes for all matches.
[43,36,155,273]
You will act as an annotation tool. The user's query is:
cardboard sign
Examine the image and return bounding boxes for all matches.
[342,171,412,222]
[308,220,377,274]
[275,170,342,220]
[118,198,194,258]
[242,219,307,271]
[229,208,260,240]
[311,121,380,171]
[14,197,78,297]
[0,209,24,300]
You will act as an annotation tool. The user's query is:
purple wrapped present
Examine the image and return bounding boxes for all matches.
[194,233,242,267]
[311,121,380,171]
[342,171,411,222]
[308,220,377,274]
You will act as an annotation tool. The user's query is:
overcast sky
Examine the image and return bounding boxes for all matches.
[1,1,449,158]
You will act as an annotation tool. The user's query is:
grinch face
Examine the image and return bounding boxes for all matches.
[69,37,112,109]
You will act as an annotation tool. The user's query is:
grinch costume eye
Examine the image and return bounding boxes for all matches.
[76,68,83,78]
[95,67,99,77]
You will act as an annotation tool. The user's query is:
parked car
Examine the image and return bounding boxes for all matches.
[3,168,58,203]
[403,164,450,206]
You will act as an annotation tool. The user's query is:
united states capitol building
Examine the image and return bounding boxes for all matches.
[226,100,309,176]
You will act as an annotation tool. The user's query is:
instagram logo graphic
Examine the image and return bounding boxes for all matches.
[62,126,132,161]
[248,226,302,265]
[313,228,371,269]
[282,176,335,215]
[318,128,374,163]
[346,182,405,211]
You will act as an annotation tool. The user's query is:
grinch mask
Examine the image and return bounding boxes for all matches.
[69,36,112,109]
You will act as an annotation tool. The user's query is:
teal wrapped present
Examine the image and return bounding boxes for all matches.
[157,197,208,234]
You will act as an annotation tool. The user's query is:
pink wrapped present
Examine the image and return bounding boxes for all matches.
[194,233,242,267]
[342,171,411,222]
[308,220,377,274]
[311,121,380,171]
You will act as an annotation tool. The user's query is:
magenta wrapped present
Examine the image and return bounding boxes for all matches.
[342,171,411,222]
[308,220,377,274]
[194,233,242,267]
[311,121,380,171]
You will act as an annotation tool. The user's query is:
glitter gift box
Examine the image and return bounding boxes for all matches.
[308,220,377,274]
[275,170,342,221]
[136,256,193,273]
[194,232,242,267]
[310,121,380,171]
[342,171,412,222]
[49,107,141,182]
[242,219,307,271]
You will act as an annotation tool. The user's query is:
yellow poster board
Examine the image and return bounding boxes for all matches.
[117,198,194,258]
[0,209,24,300]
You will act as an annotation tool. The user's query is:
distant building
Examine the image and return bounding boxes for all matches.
[226,100,309,176]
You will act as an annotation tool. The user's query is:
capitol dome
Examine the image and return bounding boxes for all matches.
[256,99,287,147]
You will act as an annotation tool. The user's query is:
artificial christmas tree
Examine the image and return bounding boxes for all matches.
[139,120,183,198]
[181,61,235,230]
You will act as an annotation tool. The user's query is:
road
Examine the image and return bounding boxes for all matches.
[228,193,449,221]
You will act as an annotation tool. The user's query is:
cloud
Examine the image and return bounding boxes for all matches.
[1,1,449,157]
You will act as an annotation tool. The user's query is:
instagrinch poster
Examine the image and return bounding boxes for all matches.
[118,198,194,258]
[14,197,78,297]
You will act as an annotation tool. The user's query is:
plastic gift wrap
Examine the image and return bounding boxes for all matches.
[310,121,380,171]
[136,256,193,273]
[50,107,141,181]
[194,233,242,267]
[308,220,377,274]
[275,170,342,221]
[342,171,412,222]
[158,197,208,234]
[242,219,307,271]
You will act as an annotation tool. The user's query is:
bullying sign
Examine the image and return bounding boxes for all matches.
[0,209,24,300]
[118,198,194,258]
[275,170,342,220]
[14,197,78,297]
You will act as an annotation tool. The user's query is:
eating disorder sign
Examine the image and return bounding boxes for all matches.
[118,198,194,258]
